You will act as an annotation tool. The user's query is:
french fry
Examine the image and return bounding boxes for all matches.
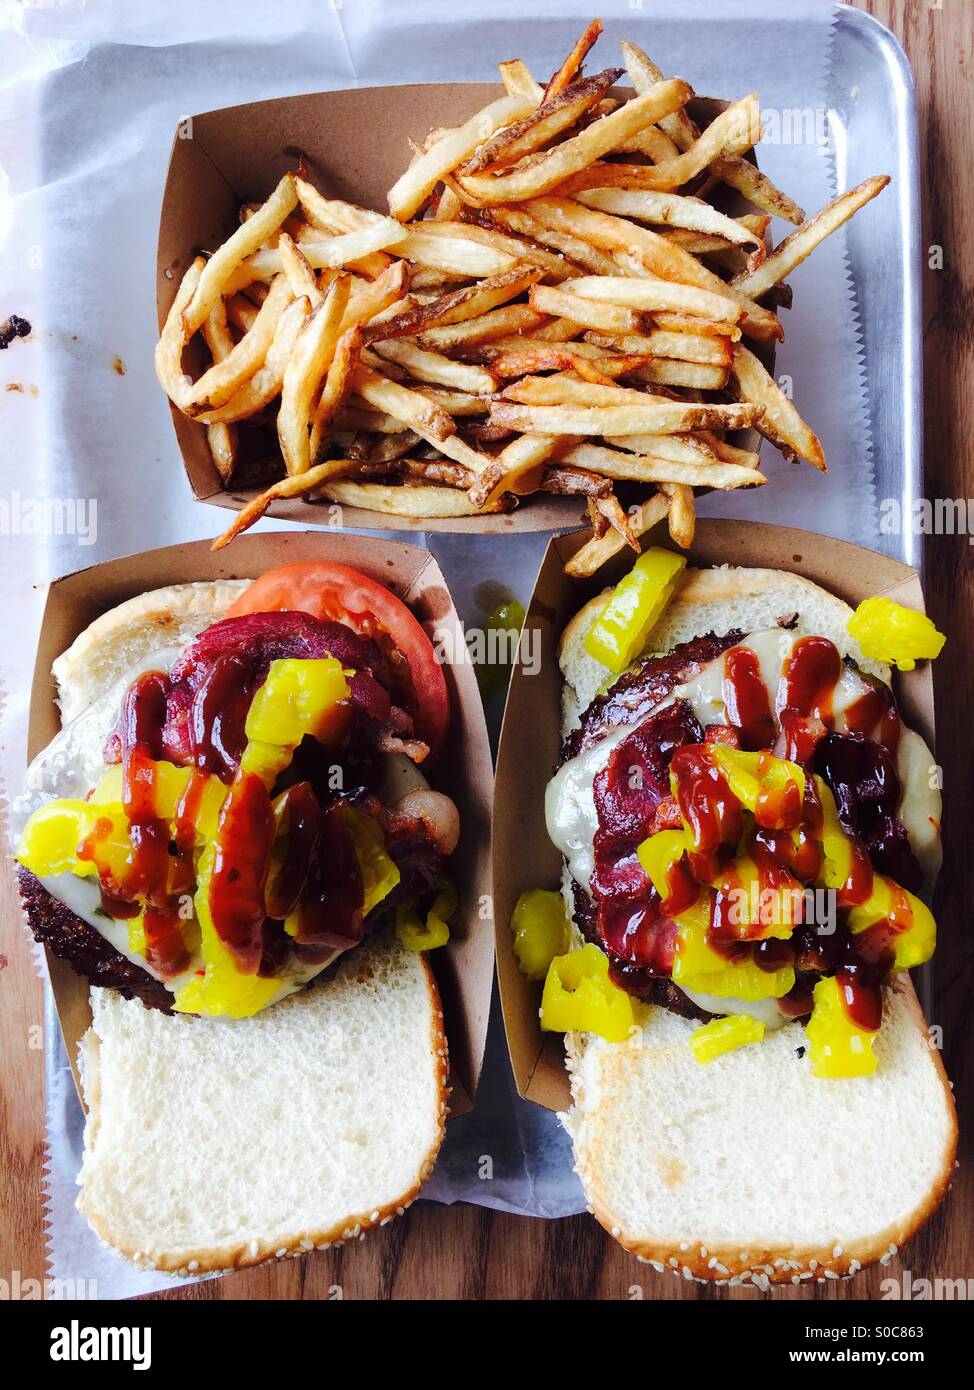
[388,92,537,220]
[154,256,205,410]
[708,155,804,225]
[408,218,574,279]
[411,387,491,415]
[279,274,351,475]
[565,492,672,575]
[561,441,765,489]
[731,177,890,300]
[489,399,762,436]
[350,365,456,443]
[661,481,696,545]
[416,303,545,351]
[194,298,309,425]
[458,81,693,204]
[395,227,519,277]
[619,40,699,152]
[468,432,565,508]
[278,232,324,304]
[361,266,543,344]
[529,282,647,334]
[319,480,509,516]
[604,432,722,465]
[372,338,496,393]
[526,201,780,341]
[584,328,731,366]
[182,174,298,335]
[543,17,604,100]
[652,311,742,340]
[458,67,621,176]
[185,273,294,413]
[697,430,761,469]
[211,458,355,550]
[575,188,764,250]
[730,343,825,471]
[498,58,544,102]
[201,300,238,482]
[559,274,742,324]
[632,360,728,390]
[309,325,366,461]
[485,204,624,278]
[486,346,650,380]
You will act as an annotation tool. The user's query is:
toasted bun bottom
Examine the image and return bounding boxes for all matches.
[77,931,448,1275]
[556,565,956,1280]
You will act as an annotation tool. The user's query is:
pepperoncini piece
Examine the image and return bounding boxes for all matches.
[708,746,805,828]
[91,763,227,842]
[710,854,799,941]
[16,800,132,885]
[172,842,283,1019]
[672,895,794,998]
[847,874,936,971]
[395,881,454,953]
[690,1013,765,1064]
[343,806,401,916]
[847,596,945,673]
[511,888,570,981]
[540,944,636,1042]
[583,547,687,673]
[805,974,879,1077]
[240,658,351,787]
[636,828,696,908]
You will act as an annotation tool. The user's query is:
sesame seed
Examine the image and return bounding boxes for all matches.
[833,1245,843,1258]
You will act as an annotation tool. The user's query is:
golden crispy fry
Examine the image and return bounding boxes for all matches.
[696,430,761,469]
[661,481,696,545]
[590,492,640,552]
[632,359,728,390]
[604,432,721,464]
[423,218,576,279]
[558,273,742,325]
[561,441,764,489]
[339,262,410,335]
[309,325,365,462]
[560,95,760,196]
[731,176,890,300]
[279,274,351,475]
[154,256,205,410]
[350,364,455,443]
[565,492,672,574]
[211,458,355,550]
[614,125,681,162]
[194,298,309,425]
[468,432,565,508]
[363,266,543,343]
[183,174,298,335]
[458,81,693,204]
[619,40,699,152]
[201,300,238,482]
[395,227,520,277]
[278,232,323,304]
[485,204,624,277]
[529,282,646,334]
[416,303,545,351]
[544,17,603,100]
[185,274,294,413]
[225,294,260,333]
[411,387,491,415]
[652,311,742,340]
[526,201,779,341]
[388,92,537,221]
[499,58,544,103]
[459,67,620,176]
[484,345,648,380]
[372,338,496,393]
[319,480,508,516]
[730,343,825,471]
[584,328,731,366]
[489,399,762,436]
[709,155,804,225]
[575,188,764,250]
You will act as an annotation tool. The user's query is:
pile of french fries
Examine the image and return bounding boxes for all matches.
[155,18,889,574]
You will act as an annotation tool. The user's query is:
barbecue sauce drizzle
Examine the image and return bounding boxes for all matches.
[82,646,369,981]
[588,636,924,1030]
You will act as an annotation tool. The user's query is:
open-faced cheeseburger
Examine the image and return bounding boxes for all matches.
[524,550,957,1282]
[15,562,458,1018]
[12,560,460,1274]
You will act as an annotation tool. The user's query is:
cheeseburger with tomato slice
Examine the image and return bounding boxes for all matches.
[541,550,957,1282]
[13,560,458,1272]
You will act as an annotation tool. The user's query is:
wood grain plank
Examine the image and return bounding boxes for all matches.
[3,0,970,1301]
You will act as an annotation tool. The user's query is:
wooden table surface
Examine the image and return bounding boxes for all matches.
[1,0,971,1301]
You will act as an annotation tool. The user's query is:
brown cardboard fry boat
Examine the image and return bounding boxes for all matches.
[492,519,937,1111]
[26,531,495,1117]
[157,88,767,534]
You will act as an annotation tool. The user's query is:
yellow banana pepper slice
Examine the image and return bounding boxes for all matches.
[540,944,637,1042]
[805,974,879,1077]
[511,888,570,981]
[583,547,686,673]
[847,596,945,672]
[690,1013,765,1063]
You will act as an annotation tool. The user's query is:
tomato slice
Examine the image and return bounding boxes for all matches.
[227,562,449,755]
